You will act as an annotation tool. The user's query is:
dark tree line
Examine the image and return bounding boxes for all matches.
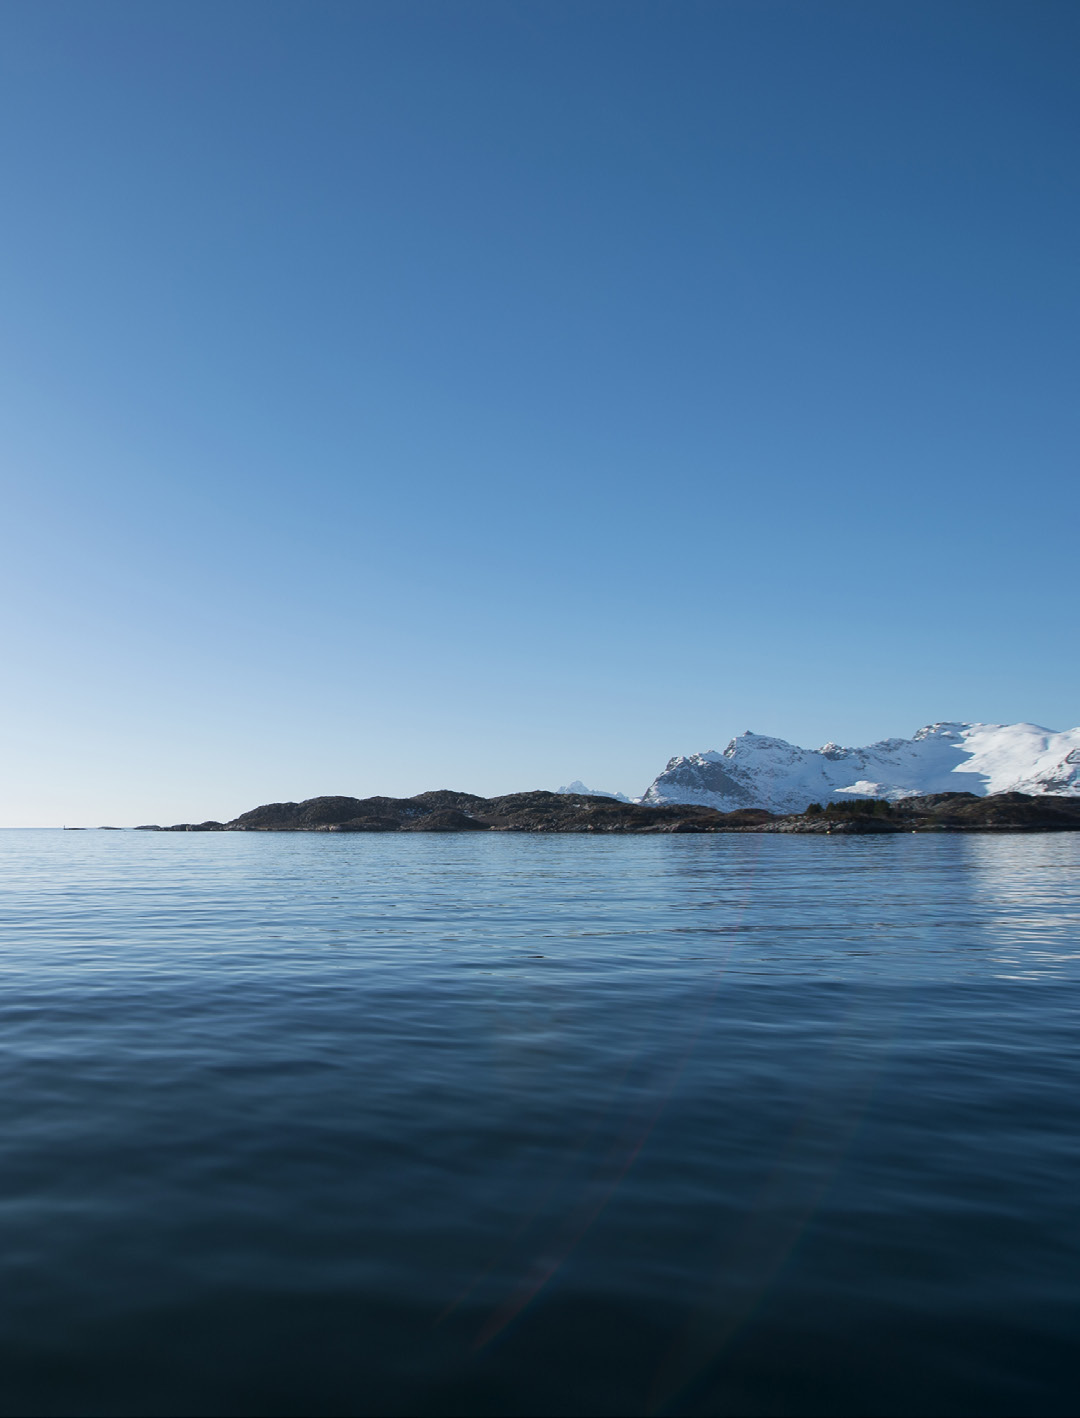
[805,798,893,818]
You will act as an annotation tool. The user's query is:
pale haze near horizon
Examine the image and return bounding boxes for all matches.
[1,1,1077,827]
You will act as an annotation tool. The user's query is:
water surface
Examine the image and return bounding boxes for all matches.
[1,830,1078,1415]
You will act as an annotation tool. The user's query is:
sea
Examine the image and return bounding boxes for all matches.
[1,828,1078,1416]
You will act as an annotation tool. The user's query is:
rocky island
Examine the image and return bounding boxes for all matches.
[142,789,1080,835]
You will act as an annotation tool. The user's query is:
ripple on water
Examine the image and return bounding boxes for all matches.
[0,829,1078,1415]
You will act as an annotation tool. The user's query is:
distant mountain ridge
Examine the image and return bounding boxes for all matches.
[556,780,631,802]
[641,722,1080,815]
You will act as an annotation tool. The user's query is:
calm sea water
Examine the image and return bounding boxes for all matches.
[1,829,1078,1417]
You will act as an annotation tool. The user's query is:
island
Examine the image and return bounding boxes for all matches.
[136,790,1080,834]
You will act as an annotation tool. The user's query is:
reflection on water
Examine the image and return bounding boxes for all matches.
[0,829,1078,1415]
[952,835,1080,978]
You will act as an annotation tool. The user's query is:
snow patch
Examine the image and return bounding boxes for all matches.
[641,722,1080,813]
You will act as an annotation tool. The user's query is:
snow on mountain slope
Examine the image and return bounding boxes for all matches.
[640,722,1080,814]
[557,780,631,802]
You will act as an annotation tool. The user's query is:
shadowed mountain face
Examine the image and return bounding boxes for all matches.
[151,790,1080,834]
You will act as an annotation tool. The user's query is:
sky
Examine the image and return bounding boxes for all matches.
[1,0,1078,825]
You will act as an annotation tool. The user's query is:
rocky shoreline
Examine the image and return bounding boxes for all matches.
[131,789,1080,835]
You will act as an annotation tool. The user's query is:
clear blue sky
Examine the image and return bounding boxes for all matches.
[2,0,1077,825]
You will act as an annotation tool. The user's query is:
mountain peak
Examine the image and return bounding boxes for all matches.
[641,722,1080,813]
[557,781,630,803]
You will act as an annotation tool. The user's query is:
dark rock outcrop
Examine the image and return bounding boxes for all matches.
[770,792,1080,833]
[220,790,758,834]
[160,789,1080,835]
[407,808,491,832]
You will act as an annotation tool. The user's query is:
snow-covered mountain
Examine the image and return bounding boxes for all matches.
[557,780,631,803]
[640,722,1080,815]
